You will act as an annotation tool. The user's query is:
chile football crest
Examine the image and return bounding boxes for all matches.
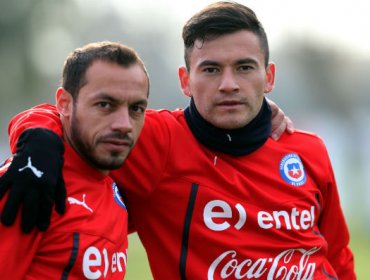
[112,182,127,210]
[279,153,306,186]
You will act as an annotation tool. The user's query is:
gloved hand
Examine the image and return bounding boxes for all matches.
[0,128,66,233]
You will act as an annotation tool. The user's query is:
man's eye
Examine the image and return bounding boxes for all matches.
[203,67,219,73]
[130,104,145,114]
[97,102,111,108]
[239,65,254,71]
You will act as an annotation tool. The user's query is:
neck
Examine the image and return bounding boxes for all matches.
[184,98,272,156]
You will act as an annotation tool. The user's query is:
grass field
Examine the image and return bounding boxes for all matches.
[125,230,370,280]
[350,229,370,279]
[125,234,151,279]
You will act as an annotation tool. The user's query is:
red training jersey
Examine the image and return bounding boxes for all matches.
[7,104,356,280]
[0,140,128,279]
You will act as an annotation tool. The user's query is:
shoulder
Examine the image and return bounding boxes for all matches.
[274,129,333,171]
[144,108,185,122]
[279,129,326,149]
[140,108,187,137]
[274,129,331,164]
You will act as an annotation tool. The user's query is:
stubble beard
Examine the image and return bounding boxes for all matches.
[70,112,126,171]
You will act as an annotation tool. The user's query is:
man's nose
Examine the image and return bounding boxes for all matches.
[111,108,132,132]
[218,69,239,93]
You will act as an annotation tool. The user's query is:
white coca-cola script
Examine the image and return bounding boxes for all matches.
[208,247,320,280]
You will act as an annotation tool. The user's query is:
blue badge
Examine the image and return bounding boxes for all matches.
[279,153,306,186]
[112,182,127,210]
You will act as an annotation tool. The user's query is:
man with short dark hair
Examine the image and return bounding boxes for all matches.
[0,41,149,279]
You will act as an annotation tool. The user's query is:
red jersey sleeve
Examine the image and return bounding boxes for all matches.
[302,133,355,278]
[8,104,62,154]
[318,147,355,279]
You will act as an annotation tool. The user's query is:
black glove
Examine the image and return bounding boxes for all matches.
[0,128,66,233]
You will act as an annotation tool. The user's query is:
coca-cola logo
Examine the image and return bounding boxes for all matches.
[208,247,320,280]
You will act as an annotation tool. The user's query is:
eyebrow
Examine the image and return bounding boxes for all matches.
[198,58,259,68]
[94,93,148,107]
[235,58,259,65]
[93,93,117,102]
[132,99,148,107]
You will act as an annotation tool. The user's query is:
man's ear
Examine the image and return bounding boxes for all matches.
[55,87,72,117]
[264,62,276,94]
[178,66,192,97]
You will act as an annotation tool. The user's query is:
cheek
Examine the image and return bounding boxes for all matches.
[132,118,145,139]
[255,74,270,93]
[191,82,213,104]
[134,118,144,137]
[73,115,97,144]
[192,96,214,123]
[189,77,219,117]
[189,74,210,94]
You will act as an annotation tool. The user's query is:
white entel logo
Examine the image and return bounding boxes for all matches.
[204,200,247,231]
[18,156,44,178]
[203,200,316,231]
[83,246,127,279]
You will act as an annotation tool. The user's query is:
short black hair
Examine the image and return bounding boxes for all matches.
[62,41,149,98]
[182,1,269,69]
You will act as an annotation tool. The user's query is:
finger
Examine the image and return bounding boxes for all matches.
[54,176,66,215]
[21,191,39,233]
[0,174,11,199]
[271,121,285,141]
[285,116,295,134]
[36,194,53,231]
[266,98,278,117]
[271,107,285,138]
[1,186,22,226]
[271,107,284,128]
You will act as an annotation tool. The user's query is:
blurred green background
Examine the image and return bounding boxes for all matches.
[1,0,369,279]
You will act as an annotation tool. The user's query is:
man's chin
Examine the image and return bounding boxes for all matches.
[92,156,126,171]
